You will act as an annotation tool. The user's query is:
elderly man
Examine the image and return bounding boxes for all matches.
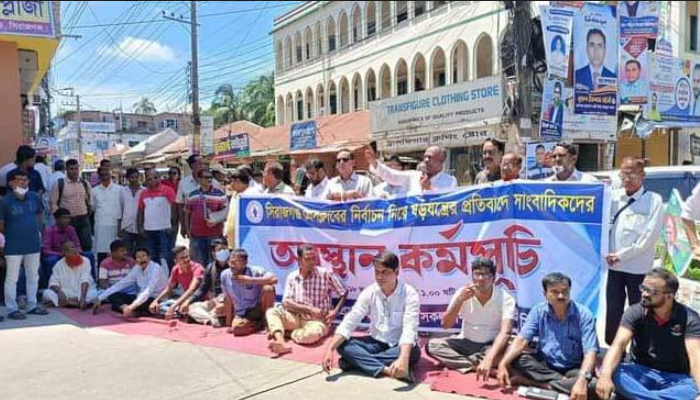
[497,273,598,399]
[304,159,330,200]
[327,149,373,201]
[263,161,295,195]
[499,153,522,182]
[366,146,457,195]
[221,248,277,336]
[92,167,122,266]
[42,241,98,310]
[427,258,515,377]
[605,157,663,345]
[475,139,505,185]
[597,268,700,400]
[323,251,421,382]
[266,244,348,355]
[547,142,598,182]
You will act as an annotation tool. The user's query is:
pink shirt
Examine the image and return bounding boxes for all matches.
[169,262,205,290]
[99,256,135,286]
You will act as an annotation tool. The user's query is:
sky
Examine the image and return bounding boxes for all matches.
[53,1,303,115]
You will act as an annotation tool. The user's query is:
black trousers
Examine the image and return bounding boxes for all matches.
[70,214,93,253]
[512,353,579,383]
[606,270,645,345]
[107,293,154,315]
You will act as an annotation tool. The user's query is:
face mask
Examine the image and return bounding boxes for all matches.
[552,165,566,175]
[13,187,28,196]
[66,254,83,268]
[215,249,230,263]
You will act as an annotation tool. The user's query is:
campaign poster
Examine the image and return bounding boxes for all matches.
[540,78,567,139]
[661,189,693,277]
[619,1,660,39]
[646,54,700,125]
[525,142,557,180]
[574,3,618,115]
[541,5,574,80]
[619,37,649,106]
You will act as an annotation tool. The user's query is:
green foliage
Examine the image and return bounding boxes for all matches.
[133,96,157,115]
[205,73,275,129]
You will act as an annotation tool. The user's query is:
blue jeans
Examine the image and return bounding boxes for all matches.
[337,336,421,378]
[613,362,699,400]
[190,237,217,267]
[145,230,173,271]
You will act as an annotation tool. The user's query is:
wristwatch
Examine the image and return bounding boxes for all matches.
[579,371,593,382]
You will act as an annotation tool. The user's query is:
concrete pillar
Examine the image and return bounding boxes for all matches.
[0,41,23,165]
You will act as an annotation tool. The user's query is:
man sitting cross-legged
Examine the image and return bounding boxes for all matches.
[183,239,231,326]
[266,244,347,355]
[497,273,599,400]
[42,241,98,310]
[93,247,168,318]
[220,248,277,336]
[426,258,515,379]
[322,251,421,382]
[148,246,204,319]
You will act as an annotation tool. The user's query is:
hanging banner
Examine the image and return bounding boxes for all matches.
[619,37,649,106]
[662,189,693,277]
[214,132,250,159]
[525,142,557,180]
[200,116,215,156]
[619,1,660,39]
[574,3,618,115]
[540,78,617,141]
[237,182,610,330]
[290,121,317,151]
[646,54,700,125]
[541,6,574,80]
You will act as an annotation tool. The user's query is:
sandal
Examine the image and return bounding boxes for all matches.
[8,310,26,320]
[27,307,49,316]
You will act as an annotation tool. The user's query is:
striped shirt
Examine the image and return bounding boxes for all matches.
[99,256,135,286]
[50,178,91,216]
[185,186,228,238]
[282,267,347,314]
[138,184,176,231]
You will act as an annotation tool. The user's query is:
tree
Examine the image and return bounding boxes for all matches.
[133,96,157,115]
[240,73,275,127]
[211,83,242,128]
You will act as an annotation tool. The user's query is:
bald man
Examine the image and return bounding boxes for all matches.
[365,146,457,195]
[499,153,522,182]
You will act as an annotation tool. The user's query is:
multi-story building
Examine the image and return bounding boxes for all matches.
[65,111,192,136]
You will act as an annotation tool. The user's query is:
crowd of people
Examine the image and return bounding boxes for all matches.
[0,139,698,400]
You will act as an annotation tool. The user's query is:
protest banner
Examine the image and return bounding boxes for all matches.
[237,182,610,330]
[574,3,618,115]
[541,5,574,80]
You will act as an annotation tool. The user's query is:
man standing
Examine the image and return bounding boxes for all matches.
[266,244,348,355]
[138,169,176,269]
[34,155,51,194]
[304,159,330,200]
[0,170,48,319]
[0,145,30,195]
[221,248,277,336]
[497,273,598,399]
[597,268,700,400]
[224,170,259,248]
[119,168,145,254]
[545,82,565,136]
[322,251,421,382]
[92,167,122,265]
[185,240,231,326]
[48,159,66,195]
[372,156,407,199]
[177,155,220,239]
[605,157,663,345]
[427,259,515,377]
[547,142,599,182]
[42,241,97,310]
[94,247,169,318]
[498,153,522,182]
[9,146,44,195]
[263,161,295,195]
[50,159,93,252]
[575,29,615,91]
[367,146,457,195]
[149,246,205,319]
[326,149,373,201]
[475,139,505,185]
[184,169,228,266]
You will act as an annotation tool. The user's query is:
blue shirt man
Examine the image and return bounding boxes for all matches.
[497,273,599,398]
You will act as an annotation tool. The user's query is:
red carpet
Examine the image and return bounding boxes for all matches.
[60,307,518,399]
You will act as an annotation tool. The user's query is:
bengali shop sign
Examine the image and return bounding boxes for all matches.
[237,182,610,331]
[0,1,55,37]
[214,132,250,159]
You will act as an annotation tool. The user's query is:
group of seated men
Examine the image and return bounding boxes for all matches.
[42,236,700,399]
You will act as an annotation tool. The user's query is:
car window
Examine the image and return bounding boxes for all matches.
[644,175,689,202]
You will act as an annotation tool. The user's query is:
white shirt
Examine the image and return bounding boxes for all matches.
[34,163,51,191]
[336,282,420,347]
[92,183,123,226]
[609,186,664,274]
[48,171,66,194]
[369,162,457,195]
[249,180,264,193]
[450,287,515,344]
[305,177,330,199]
[682,182,700,221]
[120,185,144,234]
[176,175,222,204]
[546,169,599,183]
[0,161,17,188]
[98,261,168,307]
[326,173,373,199]
[48,257,96,299]
[373,182,408,199]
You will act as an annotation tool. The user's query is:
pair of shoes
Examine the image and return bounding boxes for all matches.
[338,357,353,372]
[27,307,49,316]
[7,310,26,320]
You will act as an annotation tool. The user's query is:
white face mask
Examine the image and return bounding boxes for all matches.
[215,249,230,263]
[13,187,28,196]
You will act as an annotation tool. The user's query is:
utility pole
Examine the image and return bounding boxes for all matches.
[76,93,83,163]
[513,1,533,138]
[190,0,200,154]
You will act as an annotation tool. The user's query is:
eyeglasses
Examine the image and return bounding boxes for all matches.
[639,285,672,296]
[336,157,351,163]
[169,171,179,175]
[200,175,213,180]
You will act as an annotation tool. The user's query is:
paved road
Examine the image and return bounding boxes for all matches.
[0,310,476,400]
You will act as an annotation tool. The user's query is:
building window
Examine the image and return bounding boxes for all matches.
[137,121,148,129]
[396,2,408,24]
[691,15,698,52]
[166,119,177,129]
[415,1,426,18]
